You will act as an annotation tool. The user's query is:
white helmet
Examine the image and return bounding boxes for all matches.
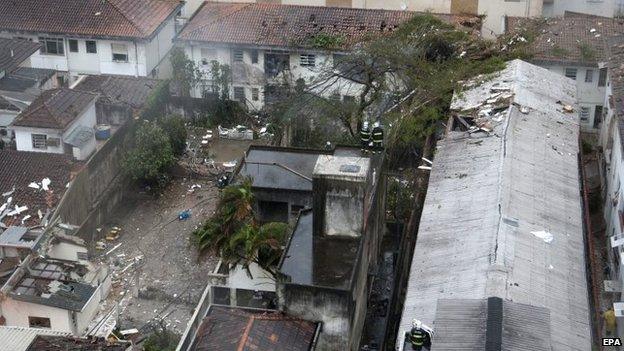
[412,319,422,329]
[373,121,380,128]
[363,121,369,129]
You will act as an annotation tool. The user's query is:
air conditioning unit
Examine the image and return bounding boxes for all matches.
[614,302,624,317]
[611,233,624,248]
[46,137,60,147]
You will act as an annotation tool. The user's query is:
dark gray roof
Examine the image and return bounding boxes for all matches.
[0,226,42,249]
[11,280,96,312]
[239,147,324,191]
[73,75,161,109]
[431,298,551,351]
[0,38,40,75]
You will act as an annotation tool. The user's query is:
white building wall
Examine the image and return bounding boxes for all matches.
[545,0,617,17]
[1,298,73,333]
[13,127,64,154]
[144,17,177,76]
[542,63,606,131]
[186,44,364,110]
[226,263,276,292]
[75,288,100,335]
[47,242,88,262]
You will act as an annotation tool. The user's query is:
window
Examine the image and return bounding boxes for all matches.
[565,67,577,80]
[77,251,88,260]
[251,87,259,101]
[201,48,217,65]
[251,50,259,64]
[300,54,316,67]
[233,49,244,63]
[111,44,128,62]
[580,106,591,122]
[599,67,608,87]
[31,134,47,149]
[38,37,64,55]
[233,87,245,101]
[595,105,604,128]
[585,69,594,83]
[85,40,97,54]
[68,39,78,53]
[28,316,51,329]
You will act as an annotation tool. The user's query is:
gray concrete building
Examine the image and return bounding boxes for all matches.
[397,60,590,350]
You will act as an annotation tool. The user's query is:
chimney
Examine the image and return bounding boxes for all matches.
[312,155,370,237]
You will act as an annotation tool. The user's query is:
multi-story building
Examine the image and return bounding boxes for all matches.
[0,0,182,82]
[175,2,474,110]
[507,11,624,132]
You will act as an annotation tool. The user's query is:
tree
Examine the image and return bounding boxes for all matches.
[193,179,290,278]
[123,121,176,188]
[143,325,179,351]
[209,61,232,100]
[170,47,203,97]
[158,115,187,157]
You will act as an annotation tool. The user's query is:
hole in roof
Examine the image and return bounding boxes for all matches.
[339,164,361,173]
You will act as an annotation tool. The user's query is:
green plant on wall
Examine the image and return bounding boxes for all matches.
[579,43,596,61]
[308,33,345,49]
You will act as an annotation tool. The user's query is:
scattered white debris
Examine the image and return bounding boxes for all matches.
[459,51,466,58]
[106,243,123,255]
[590,28,596,33]
[7,205,28,216]
[21,215,32,224]
[531,230,554,243]
[41,178,51,191]
[28,182,40,190]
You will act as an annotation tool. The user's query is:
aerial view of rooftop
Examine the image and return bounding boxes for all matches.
[2,0,624,350]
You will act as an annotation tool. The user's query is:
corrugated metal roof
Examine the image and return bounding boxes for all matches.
[0,326,70,351]
[397,60,590,351]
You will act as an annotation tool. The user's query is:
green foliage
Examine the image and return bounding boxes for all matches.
[579,43,596,61]
[123,121,175,188]
[308,33,345,49]
[158,115,187,156]
[140,80,170,120]
[143,327,180,351]
[387,176,413,222]
[551,45,568,58]
[170,47,202,97]
[193,180,289,277]
[209,61,232,100]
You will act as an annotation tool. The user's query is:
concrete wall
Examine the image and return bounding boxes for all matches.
[544,0,618,17]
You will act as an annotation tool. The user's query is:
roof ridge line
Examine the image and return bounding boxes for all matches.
[105,0,147,37]
[187,3,254,38]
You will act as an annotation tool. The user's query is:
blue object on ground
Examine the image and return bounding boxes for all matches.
[178,210,191,220]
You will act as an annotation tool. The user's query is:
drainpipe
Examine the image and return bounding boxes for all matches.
[134,41,139,77]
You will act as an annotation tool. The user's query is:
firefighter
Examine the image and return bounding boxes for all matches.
[372,121,384,154]
[409,320,427,350]
[360,121,371,152]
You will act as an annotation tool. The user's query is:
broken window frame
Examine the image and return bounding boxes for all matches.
[585,69,594,83]
[564,67,577,80]
[68,39,79,53]
[28,316,51,329]
[38,37,64,56]
[599,67,608,87]
[31,134,47,149]
[251,50,259,64]
[251,87,259,101]
[232,49,244,63]
[594,105,604,128]
[85,40,97,54]
[580,106,591,122]
[300,54,316,67]
[111,43,128,62]
[233,86,245,102]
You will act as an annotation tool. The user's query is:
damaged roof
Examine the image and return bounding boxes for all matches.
[507,11,624,66]
[26,335,125,351]
[72,75,161,109]
[192,306,318,351]
[11,88,97,130]
[177,2,479,50]
[0,326,70,351]
[0,150,79,228]
[0,38,41,75]
[0,0,182,40]
[398,60,589,351]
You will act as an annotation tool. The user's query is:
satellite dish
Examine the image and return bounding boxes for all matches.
[400,2,407,10]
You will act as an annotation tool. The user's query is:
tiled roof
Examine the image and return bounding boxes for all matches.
[0,150,79,228]
[27,335,125,351]
[507,11,624,66]
[11,88,97,130]
[0,38,41,75]
[192,306,317,351]
[607,36,624,156]
[73,75,161,109]
[177,2,479,50]
[0,0,181,40]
